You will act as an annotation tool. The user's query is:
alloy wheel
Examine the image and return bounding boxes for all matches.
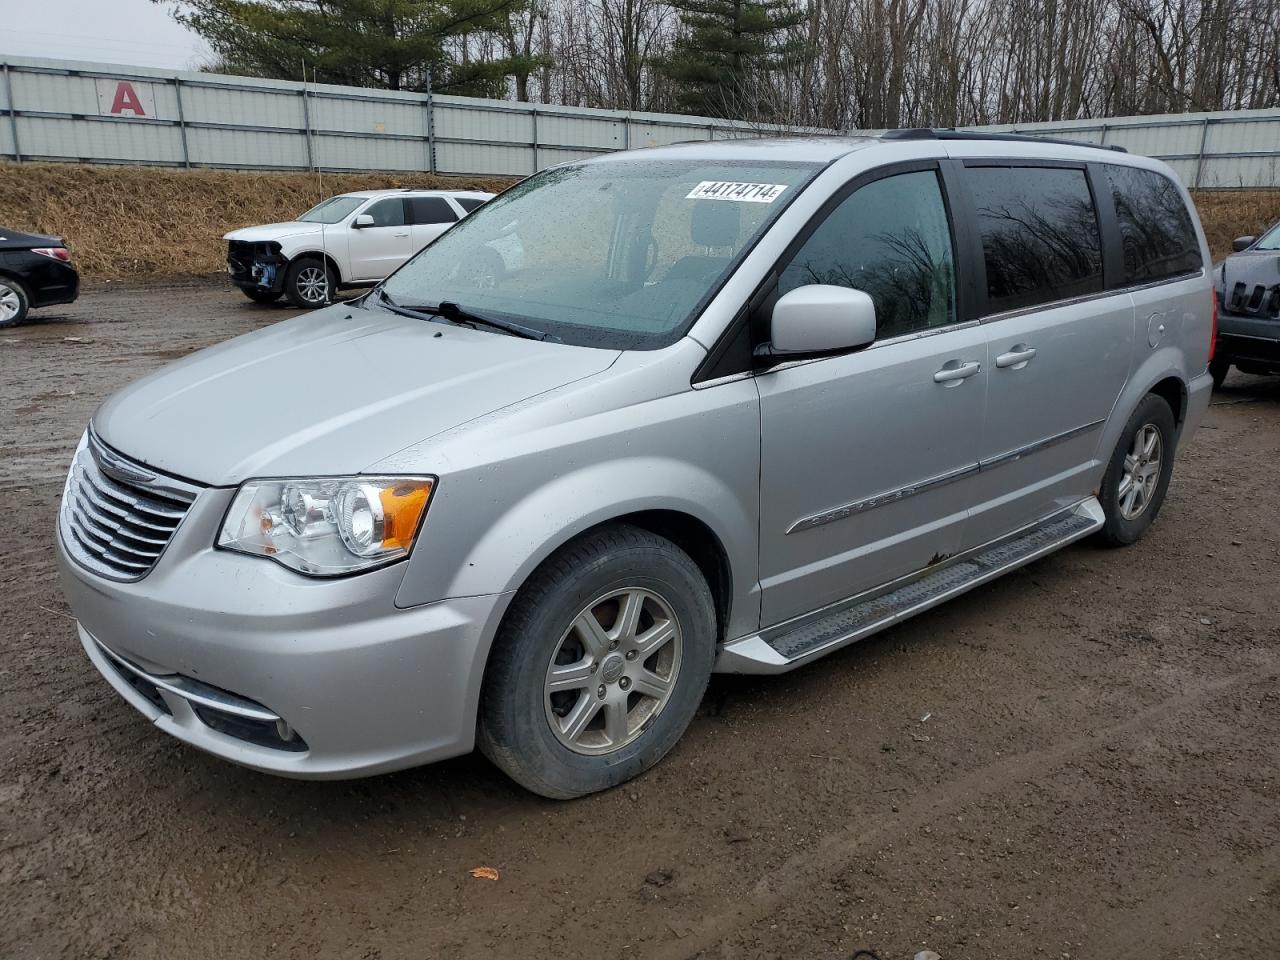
[543,587,682,756]
[297,266,328,304]
[0,282,21,322]
[1118,423,1163,520]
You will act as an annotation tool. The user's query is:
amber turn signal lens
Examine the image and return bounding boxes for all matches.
[379,480,433,550]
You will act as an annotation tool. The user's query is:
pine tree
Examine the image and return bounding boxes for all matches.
[164,0,537,97]
[657,0,807,118]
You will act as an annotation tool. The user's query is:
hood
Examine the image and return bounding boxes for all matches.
[1217,247,1280,318]
[223,222,325,243]
[0,227,63,250]
[93,305,620,485]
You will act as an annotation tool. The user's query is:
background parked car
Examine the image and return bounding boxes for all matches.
[1211,220,1280,386]
[0,227,79,328]
[224,189,493,308]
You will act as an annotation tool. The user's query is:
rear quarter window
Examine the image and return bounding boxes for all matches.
[1105,165,1203,283]
[966,165,1104,313]
[407,196,458,225]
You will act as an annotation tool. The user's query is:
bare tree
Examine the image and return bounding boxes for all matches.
[457,0,1280,123]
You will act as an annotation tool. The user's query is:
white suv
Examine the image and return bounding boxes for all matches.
[225,189,493,307]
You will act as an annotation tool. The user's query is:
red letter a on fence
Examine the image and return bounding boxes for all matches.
[110,82,147,116]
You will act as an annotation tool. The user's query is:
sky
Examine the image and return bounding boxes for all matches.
[0,0,211,71]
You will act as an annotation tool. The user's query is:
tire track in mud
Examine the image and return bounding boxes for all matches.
[647,664,1280,960]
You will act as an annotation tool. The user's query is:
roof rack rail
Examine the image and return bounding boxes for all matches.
[881,127,1127,153]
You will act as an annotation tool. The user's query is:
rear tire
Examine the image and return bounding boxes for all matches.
[478,524,716,799]
[283,257,336,309]
[1209,357,1230,389]
[1097,394,1176,547]
[0,276,30,328]
[242,288,282,304]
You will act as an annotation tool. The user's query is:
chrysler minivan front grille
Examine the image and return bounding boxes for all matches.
[59,431,201,581]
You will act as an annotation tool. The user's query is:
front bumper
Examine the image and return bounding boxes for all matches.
[57,490,511,779]
[227,243,287,294]
[1215,311,1280,369]
[1218,335,1280,370]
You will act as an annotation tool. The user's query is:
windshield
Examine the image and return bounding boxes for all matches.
[298,196,366,224]
[1257,221,1280,250]
[379,158,821,349]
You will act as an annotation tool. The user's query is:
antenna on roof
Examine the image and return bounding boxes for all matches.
[303,59,332,307]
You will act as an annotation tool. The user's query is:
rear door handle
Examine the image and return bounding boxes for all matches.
[394,232,410,238]
[995,345,1037,369]
[933,360,982,384]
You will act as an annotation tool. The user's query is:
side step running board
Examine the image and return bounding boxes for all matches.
[717,498,1105,674]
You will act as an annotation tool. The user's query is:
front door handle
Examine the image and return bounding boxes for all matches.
[995,345,1037,369]
[394,232,410,238]
[934,360,982,384]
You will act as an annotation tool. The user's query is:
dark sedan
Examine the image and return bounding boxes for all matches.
[1212,222,1280,386]
[0,227,80,327]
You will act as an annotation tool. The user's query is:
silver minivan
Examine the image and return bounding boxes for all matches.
[57,132,1214,798]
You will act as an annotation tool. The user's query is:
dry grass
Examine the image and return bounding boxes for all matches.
[0,162,1276,280]
[1190,189,1280,260]
[0,162,517,279]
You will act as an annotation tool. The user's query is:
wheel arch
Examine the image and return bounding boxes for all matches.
[0,268,29,290]
[1095,351,1191,474]
[289,250,345,285]
[1148,374,1188,428]
[455,504,740,762]
[546,510,733,645]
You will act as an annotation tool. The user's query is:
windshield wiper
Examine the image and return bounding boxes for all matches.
[370,288,558,342]
[432,301,560,342]
[370,287,438,322]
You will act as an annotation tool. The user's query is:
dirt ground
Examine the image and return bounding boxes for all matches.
[2,280,1278,960]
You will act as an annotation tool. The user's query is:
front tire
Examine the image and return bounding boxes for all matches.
[283,257,336,309]
[1097,394,1177,546]
[0,276,31,328]
[478,524,716,799]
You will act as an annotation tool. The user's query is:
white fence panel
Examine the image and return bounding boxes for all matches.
[2,56,1278,187]
[183,83,302,130]
[185,125,307,169]
[436,140,528,176]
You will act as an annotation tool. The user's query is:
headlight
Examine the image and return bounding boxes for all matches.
[217,476,434,576]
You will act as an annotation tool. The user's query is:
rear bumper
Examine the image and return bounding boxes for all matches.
[5,254,79,307]
[57,513,511,779]
[1183,370,1213,438]
[31,270,79,308]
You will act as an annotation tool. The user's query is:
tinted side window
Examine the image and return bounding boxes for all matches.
[408,196,458,225]
[778,170,956,340]
[455,197,486,213]
[365,198,406,227]
[1105,165,1202,282]
[967,166,1103,312]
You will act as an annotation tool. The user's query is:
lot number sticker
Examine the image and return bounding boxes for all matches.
[686,181,788,203]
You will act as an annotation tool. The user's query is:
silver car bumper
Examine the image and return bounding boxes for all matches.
[57,513,510,779]
[1184,369,1214,437]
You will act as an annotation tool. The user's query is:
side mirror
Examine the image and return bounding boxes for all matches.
[767,284,876,357]
[1232,235,1256,252]
[353,214,375,229]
